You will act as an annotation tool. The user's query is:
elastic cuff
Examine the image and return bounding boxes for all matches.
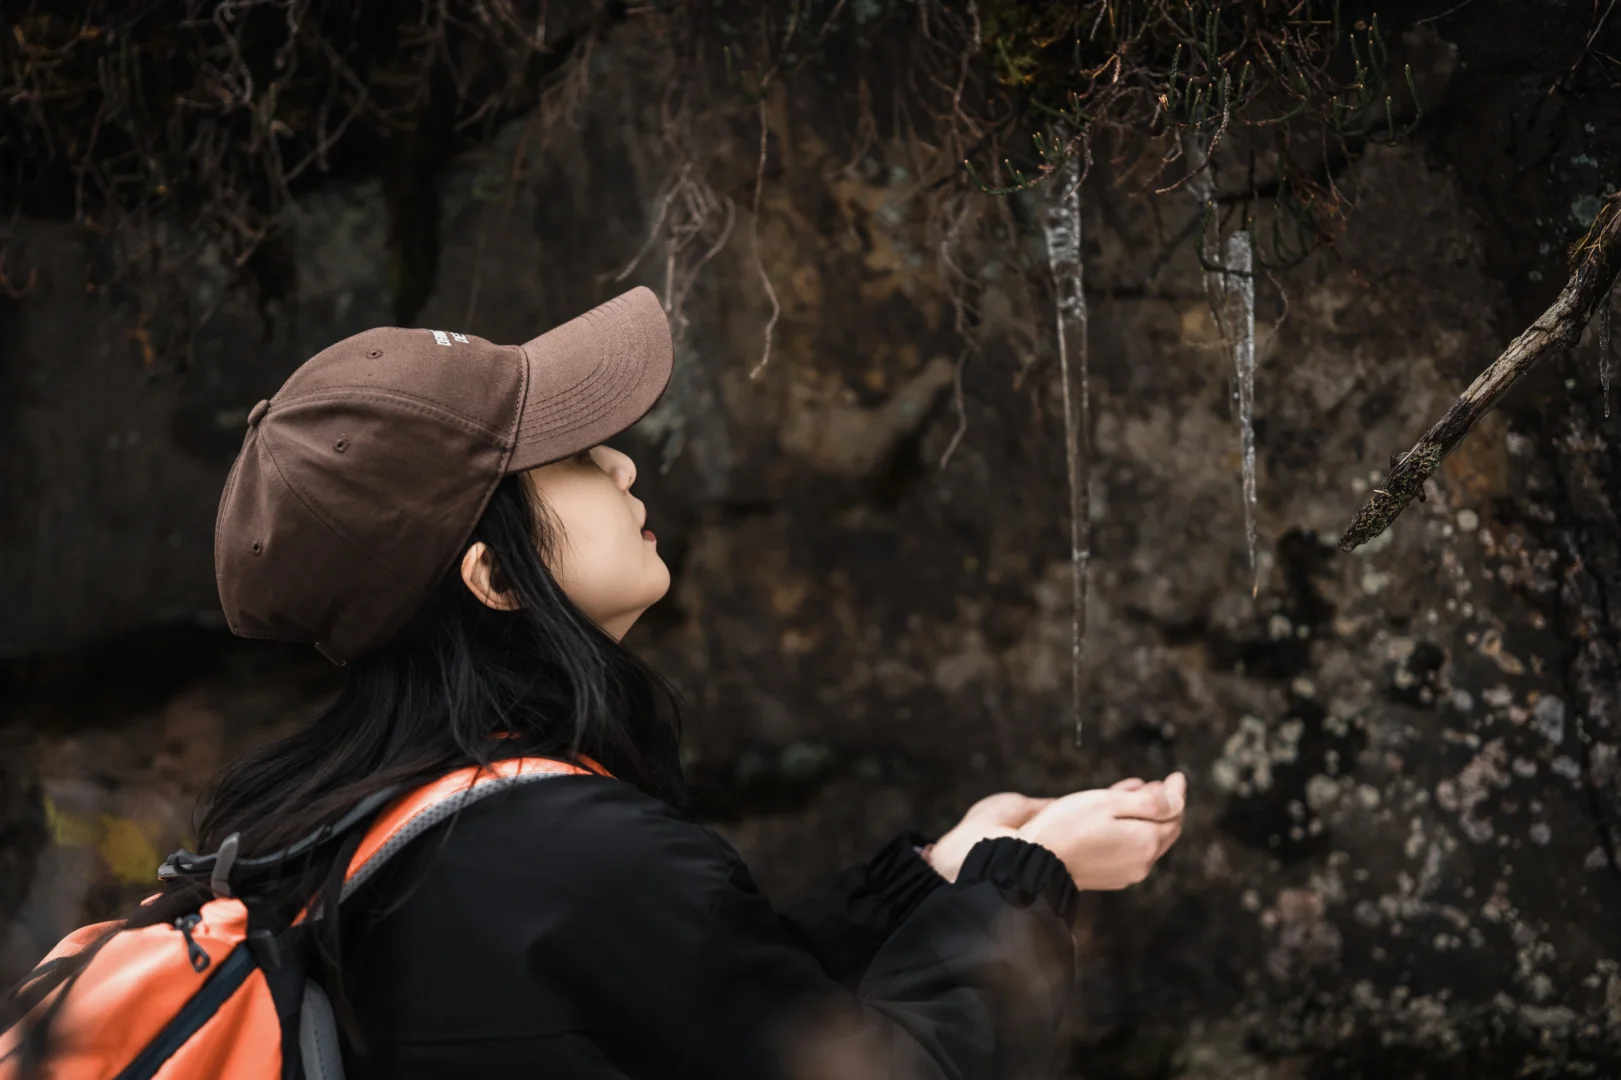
[863,831,948,917]
[958,837,1078,922]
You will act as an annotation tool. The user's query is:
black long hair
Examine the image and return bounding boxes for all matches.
[3,470,686,1070]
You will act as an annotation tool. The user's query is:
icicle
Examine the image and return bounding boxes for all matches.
[1223,230,1259,597]
[1040,144,1090,749]
[1185,131,1260,596]
[1602,286,1613,420]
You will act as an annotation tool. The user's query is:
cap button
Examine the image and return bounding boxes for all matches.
[246,400,270,428]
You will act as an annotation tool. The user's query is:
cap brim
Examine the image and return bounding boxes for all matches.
[505,285,675,474]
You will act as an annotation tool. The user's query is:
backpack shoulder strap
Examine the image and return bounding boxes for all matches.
[294,756,609,1079]
[336,756,605,902]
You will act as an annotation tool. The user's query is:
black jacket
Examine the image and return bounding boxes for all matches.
[338,773,1079,1078]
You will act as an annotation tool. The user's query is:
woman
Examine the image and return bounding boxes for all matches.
[9,287,1186,1078]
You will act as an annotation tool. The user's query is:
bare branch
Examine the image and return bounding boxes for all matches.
[1339,190,1621,552]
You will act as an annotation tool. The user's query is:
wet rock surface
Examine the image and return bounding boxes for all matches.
[3,8,1621,1076]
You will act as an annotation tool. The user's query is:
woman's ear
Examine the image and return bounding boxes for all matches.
[460,541,520,611]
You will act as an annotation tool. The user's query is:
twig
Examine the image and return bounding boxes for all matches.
[1339,190,1621,551]
[1154,68,1234,197]
[748,99,782,381]
[666,194,736,332]
[1157,104,1226,198]
[939,346,973,469]
[1554,0,1619,93]
[937,193,979,470]
[790,0,851,75]
[610,164,687,284]
[1413,0,1481,26]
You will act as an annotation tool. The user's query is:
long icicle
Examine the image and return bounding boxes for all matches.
[1041,145,1090,749]
[1225,229,1259,596]
[1185,131,1260,596]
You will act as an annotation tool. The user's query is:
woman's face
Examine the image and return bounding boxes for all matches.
[461,445,670,639]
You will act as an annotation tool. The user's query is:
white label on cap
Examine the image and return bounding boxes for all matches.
[452,332,468,343]
[432,330,452,346]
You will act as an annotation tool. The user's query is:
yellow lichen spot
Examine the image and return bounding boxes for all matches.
[97,815,161,885]
[43,795,99,848]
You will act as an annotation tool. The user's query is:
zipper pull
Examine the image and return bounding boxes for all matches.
[175,914,211,973]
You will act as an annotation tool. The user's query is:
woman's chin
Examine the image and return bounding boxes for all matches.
[649,560,673,602]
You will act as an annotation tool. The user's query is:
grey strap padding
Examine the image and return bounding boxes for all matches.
[340,769,573,901]
[300,979,344,1080]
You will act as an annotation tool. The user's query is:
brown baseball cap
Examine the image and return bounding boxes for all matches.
[215,286,674,664]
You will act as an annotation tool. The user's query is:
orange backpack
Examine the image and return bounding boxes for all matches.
[1,757,597,1080]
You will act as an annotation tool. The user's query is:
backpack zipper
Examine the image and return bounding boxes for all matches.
[111,944,255,1080]
[174,914,211,972]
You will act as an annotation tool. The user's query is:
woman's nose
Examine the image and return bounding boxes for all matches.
[603,446,637,490]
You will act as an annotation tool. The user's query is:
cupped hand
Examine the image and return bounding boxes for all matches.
[1017,772,1186,890]
[924,791,1055,883]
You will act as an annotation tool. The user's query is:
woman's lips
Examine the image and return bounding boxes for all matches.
[642,528,656,542]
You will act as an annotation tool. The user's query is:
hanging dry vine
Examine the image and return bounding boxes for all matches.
[1,0,615,363]
[956,0,1419,272]
[2,1,1423,366]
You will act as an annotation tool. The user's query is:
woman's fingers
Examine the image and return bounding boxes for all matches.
[1107,773,1186,808]
[1152,816,1183,859]
[1123,775,1184,863]
[1163,772,1187,813]
[966,792,1055,828]
[1019,789,1186,890]
[1123,818,1181,874]
[1109,783,1180,822]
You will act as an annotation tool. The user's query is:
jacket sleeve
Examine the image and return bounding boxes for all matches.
[524,782,1079,1080]
[776,832,948,989]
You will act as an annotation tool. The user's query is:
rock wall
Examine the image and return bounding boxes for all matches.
[3,10,1620,1076]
